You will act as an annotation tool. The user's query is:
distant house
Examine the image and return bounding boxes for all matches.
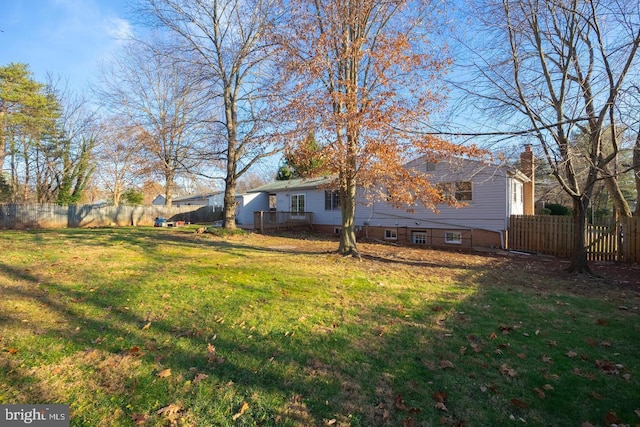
[151,192,224,210]
[152,194,167,206]
[243,147,535,250]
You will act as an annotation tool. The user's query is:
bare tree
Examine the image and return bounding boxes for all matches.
[93,120,148,206]
[140,0,284,227]
[459,0,640,273]
[97,37,211,206]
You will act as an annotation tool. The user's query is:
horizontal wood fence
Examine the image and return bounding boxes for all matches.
[0,204,221,230]
[509,215,640,263]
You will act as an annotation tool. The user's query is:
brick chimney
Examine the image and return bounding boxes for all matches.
[520,145,535,215]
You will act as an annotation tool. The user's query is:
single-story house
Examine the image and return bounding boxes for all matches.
[240,147,535,249]
[152,192,224,209]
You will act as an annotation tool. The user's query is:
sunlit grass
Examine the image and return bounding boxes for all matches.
[0,227,638,426]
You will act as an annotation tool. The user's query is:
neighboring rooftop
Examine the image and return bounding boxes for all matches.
[247,176,337,193]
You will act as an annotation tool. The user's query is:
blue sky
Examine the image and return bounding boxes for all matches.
[0,0,133,91]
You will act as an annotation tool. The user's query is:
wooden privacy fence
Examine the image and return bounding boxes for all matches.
[0,204,221,230]
[509,215,640,263]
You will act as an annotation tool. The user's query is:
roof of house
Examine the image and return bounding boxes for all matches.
[247,176,337,193]
[173,191,224,202]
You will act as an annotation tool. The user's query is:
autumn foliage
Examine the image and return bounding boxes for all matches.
[276,0,485,254]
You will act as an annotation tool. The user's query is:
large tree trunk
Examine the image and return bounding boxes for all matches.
[338,170,358,256]
[567,196,591,274]
[222,144,237,229]
[164,170,174,206]
[222,175,237,229]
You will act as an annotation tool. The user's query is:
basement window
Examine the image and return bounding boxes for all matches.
[445,231,462,244]
[412,231,427,245]
[384,229,397,240]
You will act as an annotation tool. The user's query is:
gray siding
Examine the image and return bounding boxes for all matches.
[263,156,526,233]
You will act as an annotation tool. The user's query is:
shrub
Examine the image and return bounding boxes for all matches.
[545,203,571,216]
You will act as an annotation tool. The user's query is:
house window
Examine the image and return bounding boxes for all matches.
[437,183,452,201]
[269,194,276,210]
[384,229,397,240]
[334,227,342,235]
[325,190,341,210]
[445,231,462,244]
[412,231,427,244]
[454,181,472,201]
[291,194,305,214]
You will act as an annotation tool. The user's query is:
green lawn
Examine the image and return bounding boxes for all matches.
[0,227,638,426]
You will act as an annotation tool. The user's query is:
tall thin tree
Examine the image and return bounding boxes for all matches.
[141,0,283,227]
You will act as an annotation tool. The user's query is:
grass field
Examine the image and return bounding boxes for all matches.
[0,227,639,426]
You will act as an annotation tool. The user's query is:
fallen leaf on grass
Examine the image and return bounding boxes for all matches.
[603,411,620,425]
[395,395,408,411]
[542,355,553,364]
[533,388,545,399]
[595,360,620,375]
[596,318,608,326]
[142,322,151,330]
[635,409,640,418]
[131,414,147,425]
[566,351,578,358]
[156,368,172,378]
[232,402,249,421]
[207,343,224,364]
[402,417,415,427]
[156,403,181,417]
[499,364,517,377]
[623,373,631,381]
[543,384,554,390]
[440,360,455,370]
[470,343,482,353]
[433,391,447,403]
[8,348,18,355]
[434,402,448,412]
[511,398,528,408]
[516,353,527,359]
[193,373,208,384]
[581,422,595,427]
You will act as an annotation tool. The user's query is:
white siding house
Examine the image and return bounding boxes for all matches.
[246,150,534,249]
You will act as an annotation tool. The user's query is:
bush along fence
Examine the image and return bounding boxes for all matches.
[0,204,222,230]
[509,215,640,263]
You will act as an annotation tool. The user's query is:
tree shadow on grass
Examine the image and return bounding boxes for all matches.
[0,232,512,426]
